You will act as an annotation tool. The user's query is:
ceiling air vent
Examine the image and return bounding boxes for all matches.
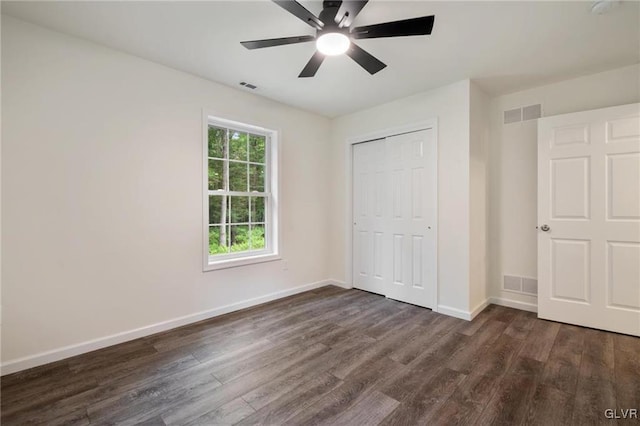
[239,81,257,90]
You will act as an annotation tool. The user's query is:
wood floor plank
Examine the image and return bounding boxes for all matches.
[67,338,158,374]
[379,368,466,425]
[239,344,355,410]
[490,305,521,324]
[363,304,430,340]
[541,324,585,395]
[346,299,409,332]
[524,384,574,426]
[149,288,358,353]
[614,347,640,409]
[335,297,393,328]
[406,329,470,373]
[1,405,91,426]
[581,328,615,370]
[136,416,167,426]
[446,320,508,374]
[1,371,99,418]
[190,336,274,364]
[208,338,315,383]
[425,399,471,426]
[1,351,200,425]
[328,321,425,380]
[1,362,71,391]
[266,320,342,345]
[184,397,254,426]
[331,390,400,426]
[235,372,343,426]
[3,286,638,426]
[503,310,536,340]
[454,304,498,336]
[86,363,222,425]
[518,320,561,362]
[160,342,330,425]
[476,356,545,426]
[613,333,640,354]
[283,356,405,426]
[389,315,463,365]
[472,333,524,378]
[571,359,616,425]
[428,372,502,425]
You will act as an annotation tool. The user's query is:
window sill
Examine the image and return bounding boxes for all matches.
[204,253,281,271]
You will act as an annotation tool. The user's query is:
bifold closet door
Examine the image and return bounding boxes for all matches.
[352,129,437,309]
[384,130,437,309]
[352,138,388,296]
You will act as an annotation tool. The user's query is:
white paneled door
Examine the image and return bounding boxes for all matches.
[352,129,437,309]
[352,138,388,296]
[538,103,640,336]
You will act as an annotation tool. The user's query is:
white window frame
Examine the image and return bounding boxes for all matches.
[202,112,280,271]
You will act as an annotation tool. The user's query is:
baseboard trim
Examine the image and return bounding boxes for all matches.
[329,279,350,289]
[470,299,491,320]
[437,304,473,321]
[489,296,538,313]
[1,279,335,376]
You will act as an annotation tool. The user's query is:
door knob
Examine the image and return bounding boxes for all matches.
[540,224,550,232]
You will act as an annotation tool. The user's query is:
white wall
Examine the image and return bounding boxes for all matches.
[1,16,332,369]
[469,82,490,312]
[488,64,640,308]
[329,80,473,315]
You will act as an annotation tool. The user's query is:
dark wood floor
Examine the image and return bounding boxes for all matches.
[2,286,639,425]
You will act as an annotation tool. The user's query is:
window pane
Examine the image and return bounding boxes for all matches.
[229,162,248,192]
[229,131,248,161]
[249,164,265,192]
[208,126,227,158]
[250,225,266,250]
[229,196,249,223]
[249,134,266,163]
[230,225,250,253]
[208,126,226,158]
[208,159,225,191]
[251,196,265,222]
[209,225,230,255]
[209,195,230,225]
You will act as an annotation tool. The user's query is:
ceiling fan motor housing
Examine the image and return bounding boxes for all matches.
[319,0,343,32]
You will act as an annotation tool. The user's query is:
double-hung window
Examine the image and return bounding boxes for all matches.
[204,116,278,270]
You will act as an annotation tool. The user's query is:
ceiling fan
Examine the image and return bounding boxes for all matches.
[240,0,435,77]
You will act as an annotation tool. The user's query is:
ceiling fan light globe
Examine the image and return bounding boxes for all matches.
[316,32,350,56]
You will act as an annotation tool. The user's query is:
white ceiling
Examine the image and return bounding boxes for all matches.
[3,1,639,117]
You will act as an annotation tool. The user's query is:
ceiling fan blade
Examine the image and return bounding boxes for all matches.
[335,1,368,28]
[299,51,325,78]
[241,35,315,50]
[352,15,435,39]
[346,43,386,75]
[273,0,324,30]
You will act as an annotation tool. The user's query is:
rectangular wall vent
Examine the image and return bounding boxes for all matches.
[522,277,538,295]
[503,275,522,292]
[504,108,522,124]
[239,81,257,90]
[503,275,538,295]
[523,104,542,121]
[504,104,543,125]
